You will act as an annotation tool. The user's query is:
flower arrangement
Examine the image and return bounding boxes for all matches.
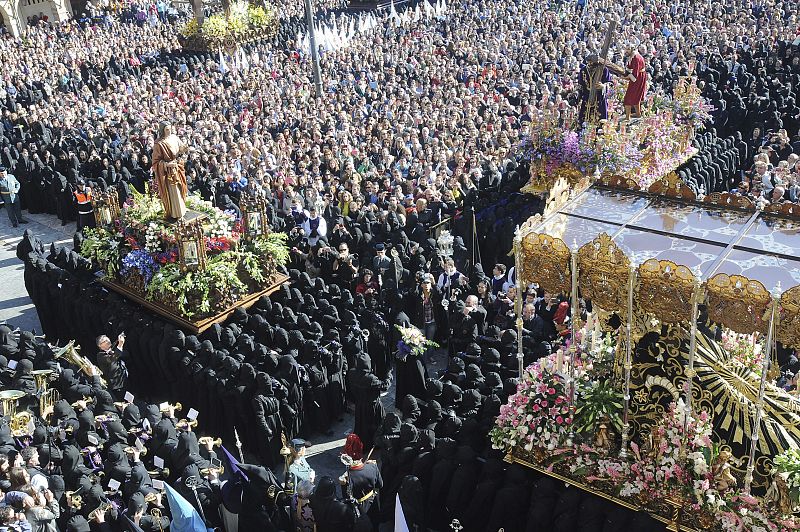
[721,329,765,376]
[121,249,159,284]
[491,351,576,453]
[518,78,707,192]
[79,189,288,320]
[179,2,278,50]
[181,17,199,38]
[622,400,717,509]
[395,324,438,361]
[517,115,595,176]
[573,379,623,437]
[773,449,800,505]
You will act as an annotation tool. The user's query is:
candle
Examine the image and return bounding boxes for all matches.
[593,314,601,353]
[556,348,563,374]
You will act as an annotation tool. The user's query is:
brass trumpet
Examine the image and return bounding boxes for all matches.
[71,397,92,411]
[176,418,197,431]
[159,402,181,414]
[148,467,170,478]
[200,465,224,477]
[124,446,147,457]
[198,437,221,447]
[88,501,112,521]
[144,492,163,504]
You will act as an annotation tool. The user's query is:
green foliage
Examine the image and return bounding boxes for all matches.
[124,187,164,226]
[80,227,125,277]
[574,379,624,436]
[774,448,800,503]
[248,232,290,266]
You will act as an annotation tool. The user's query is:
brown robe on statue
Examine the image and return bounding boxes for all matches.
[152,135,188,219]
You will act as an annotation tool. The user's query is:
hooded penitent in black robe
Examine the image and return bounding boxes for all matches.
[393,351,428,408]
[346,352,385,450]
[486,464,532,532]
[252,372,282,467]
[309,476,357,532]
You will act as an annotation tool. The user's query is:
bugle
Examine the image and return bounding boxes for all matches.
[200,465,224,477]
[176,418,197,431]
[148,467,170,478]
[124,446,147,457]
[198,436,221,447]
[88,501,112,522]
[159,402,181,414]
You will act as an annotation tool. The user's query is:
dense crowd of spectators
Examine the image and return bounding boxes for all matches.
[1,0,800,529]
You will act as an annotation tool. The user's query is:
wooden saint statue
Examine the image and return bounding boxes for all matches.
[152,122,189,220]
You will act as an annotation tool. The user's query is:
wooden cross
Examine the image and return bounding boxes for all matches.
[586,20,618,123]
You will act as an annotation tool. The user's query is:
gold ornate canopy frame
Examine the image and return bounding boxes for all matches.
[513,181,800,494]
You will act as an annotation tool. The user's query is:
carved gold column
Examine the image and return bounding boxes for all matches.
[744,289,779,494]
[567,243,579,446]
[619,263,635,460]
[681,270,702,450]
[514,228,524,377]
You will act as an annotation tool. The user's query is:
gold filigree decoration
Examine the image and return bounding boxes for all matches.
[544,176,571,217]
[763,202,800,218]
[606,174,641,191]
[647,172,696,201]
[520,160,552,195]
[577,233,630,314]
[778,286,800,350]
[519,232,571,295]
[91,189,121,227]
[574,175,592,195]
[636,259,696,324]
[521,162,586,197]
[517,214,543,238]
[176,217,208,271]
[703,192,755,210]
[705,274,771,334]
[552,162,585,187]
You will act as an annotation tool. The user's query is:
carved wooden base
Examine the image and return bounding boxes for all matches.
[99,273,289,333]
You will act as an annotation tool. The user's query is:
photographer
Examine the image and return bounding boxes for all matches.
[332,244,358,290]
[493,287,517,330]
[23,489,59,532]
[449,294,479,356]
[95,333,128,401]
[355,269,380,304]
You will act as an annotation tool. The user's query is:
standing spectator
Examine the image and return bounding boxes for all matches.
[0,167,27,227]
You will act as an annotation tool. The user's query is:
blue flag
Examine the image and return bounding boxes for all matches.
[164,482,213,532]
